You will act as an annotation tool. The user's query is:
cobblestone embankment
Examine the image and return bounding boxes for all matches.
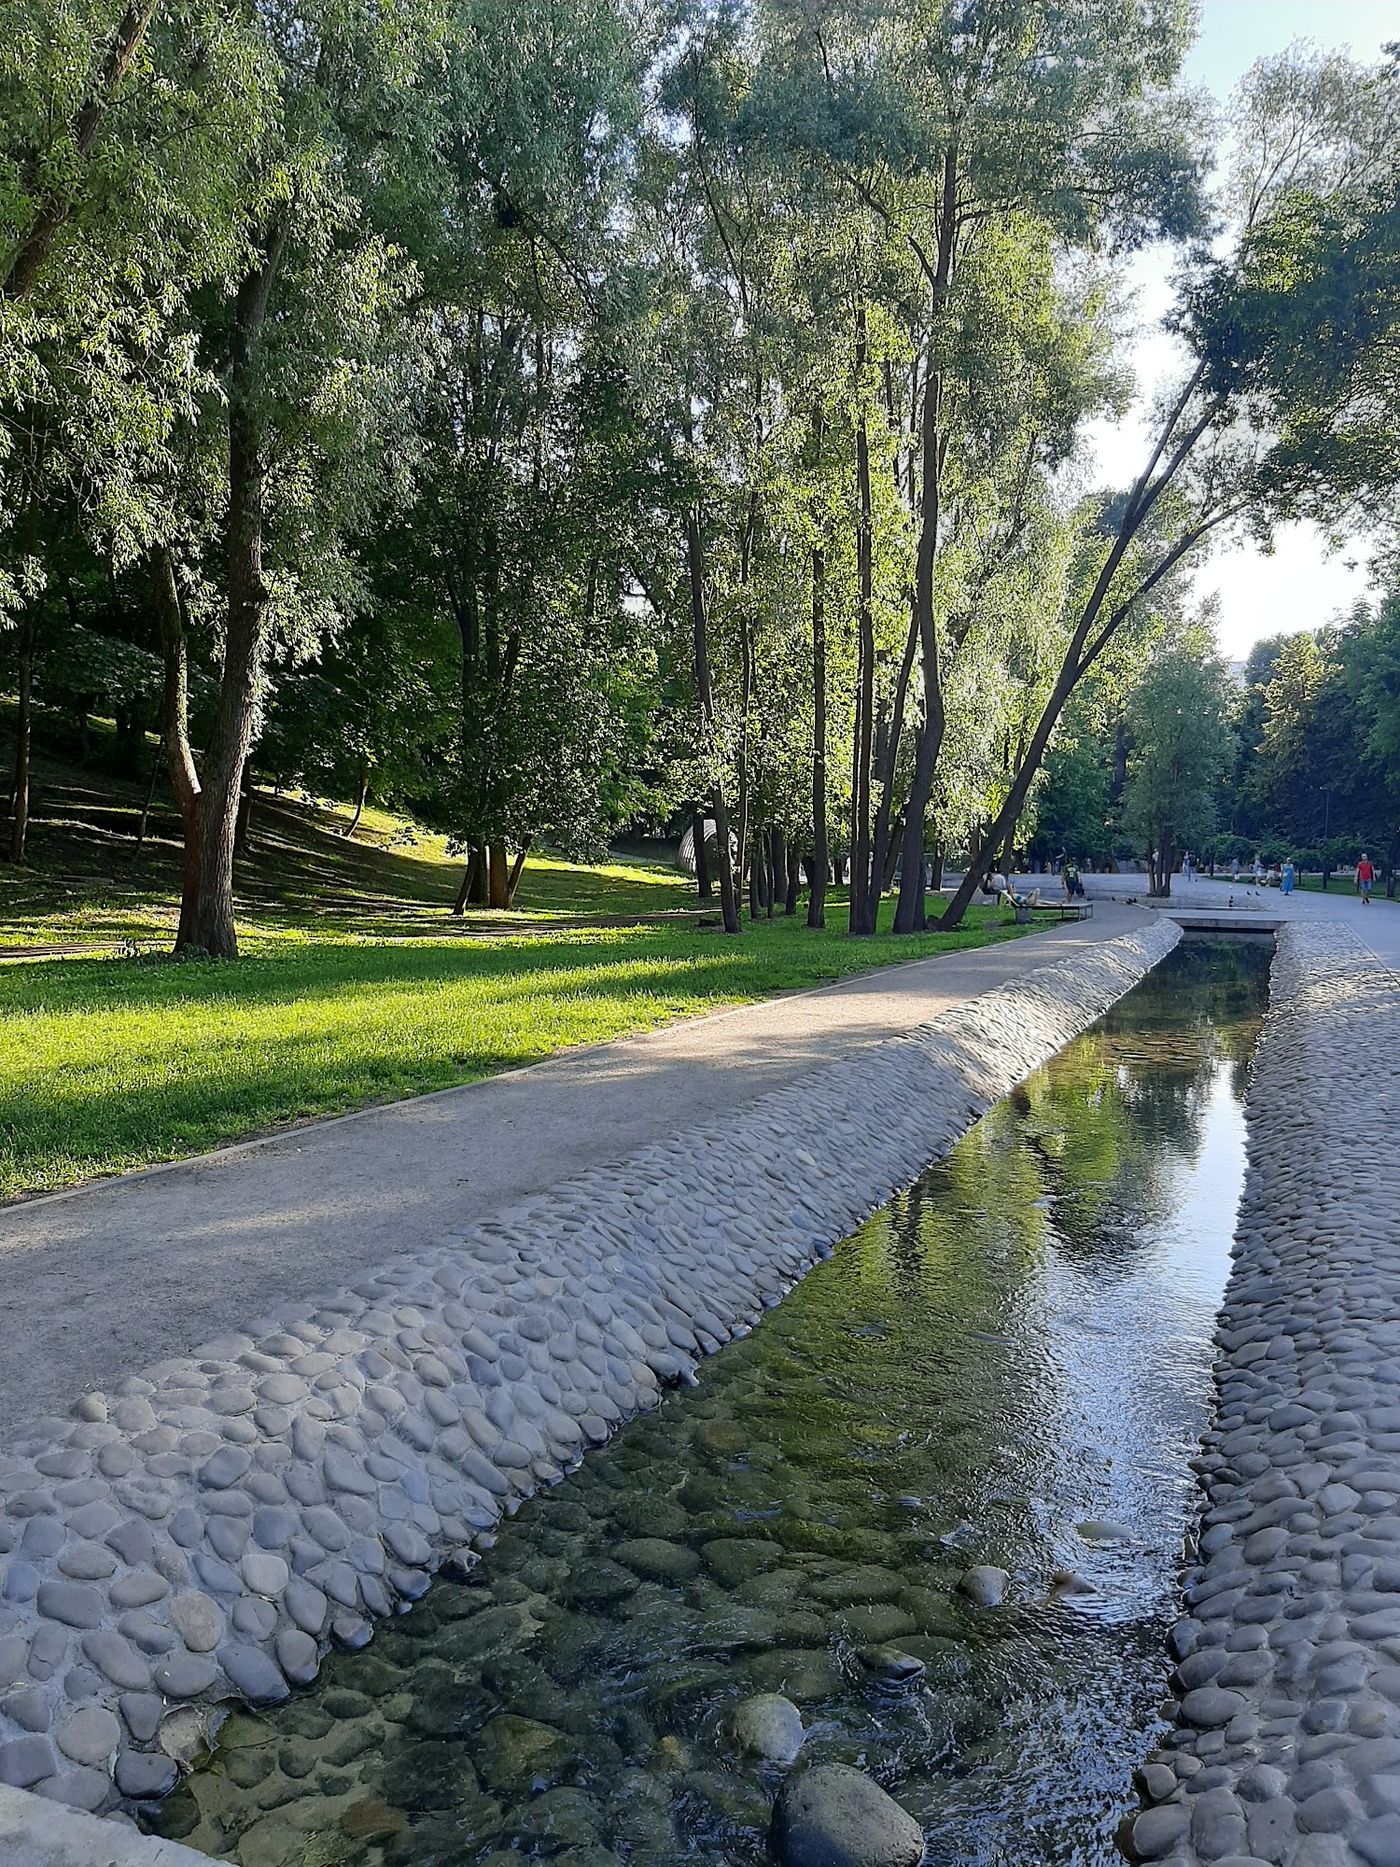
[1125,921,1400,1867]
[0,923,1178,1835]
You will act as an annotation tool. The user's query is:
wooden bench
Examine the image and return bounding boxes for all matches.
[1005,898,1094,925]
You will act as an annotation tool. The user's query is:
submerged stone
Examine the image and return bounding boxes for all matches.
[770,1764,925,1867]
[1077,1520,1134,1546]
[957,1565,1010,1608]
[854,1645,926,1684]
[473,1713,572,1795]
[726,1691,805,1765]
[612,1537,700,1585]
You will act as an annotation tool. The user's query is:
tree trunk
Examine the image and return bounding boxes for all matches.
[893,368,946,934]
[808,406,829,932]
[149,543,202,946]
[784,842,800,915]
[808,536,828,930]
[345,764,369,836]
[234,774,253,856]
[505,842,530,906]
[453,845,483,915]
[882,812,904,894]
[1111,715,1128,807]
[487,842,510,909]
[849,302,876,936]
[685,506,738,933]
[693,809,712,900]
[766,828,780,919]
[937,360,1226,932]
[748,820,764,920]
[8,624,32,864]
[184,223,287,957]
[734,491,757,905]
[868,619,917,920]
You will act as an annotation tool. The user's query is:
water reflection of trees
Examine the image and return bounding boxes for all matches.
[684,943,1268,1539]
[991,945,1267,1270]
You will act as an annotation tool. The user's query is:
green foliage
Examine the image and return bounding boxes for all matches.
[1121,641,1235,865]
[3,3,1399,949]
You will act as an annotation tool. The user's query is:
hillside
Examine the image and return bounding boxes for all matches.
[0,719,696,951]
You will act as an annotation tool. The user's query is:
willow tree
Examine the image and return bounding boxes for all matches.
[0,0,267,861]
[772,0,1206,931]
[939,42,1400,928]
[1122,641,1235,895]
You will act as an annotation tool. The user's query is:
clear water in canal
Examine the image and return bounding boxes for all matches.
[152,939,1269,1867]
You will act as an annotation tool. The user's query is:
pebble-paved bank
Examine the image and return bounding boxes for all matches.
[0,923,1179,1835]
[1124,920,1400,1867]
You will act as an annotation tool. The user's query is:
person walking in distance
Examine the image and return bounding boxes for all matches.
[1357,851,1376,905]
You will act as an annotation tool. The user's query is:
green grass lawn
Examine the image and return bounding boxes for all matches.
[1,900,1029,1202]
[0,714,1038,1201]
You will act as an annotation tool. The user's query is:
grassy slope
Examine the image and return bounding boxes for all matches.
[0,733,700,948]
[0,719,1030,1200]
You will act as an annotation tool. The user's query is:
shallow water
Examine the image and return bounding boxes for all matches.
[152,940,1269,1867]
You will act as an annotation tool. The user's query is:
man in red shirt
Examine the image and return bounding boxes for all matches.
[1357,852,1376,904]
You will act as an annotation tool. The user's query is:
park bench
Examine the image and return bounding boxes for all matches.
[1004,897,1094,925]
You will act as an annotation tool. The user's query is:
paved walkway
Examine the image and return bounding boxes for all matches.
[1081,870,1400,969]
[0,905,1143,1436]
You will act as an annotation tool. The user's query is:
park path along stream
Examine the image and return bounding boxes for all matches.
[147,938,1269,1867]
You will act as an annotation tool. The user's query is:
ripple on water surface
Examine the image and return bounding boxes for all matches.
[151,939,1269,1867]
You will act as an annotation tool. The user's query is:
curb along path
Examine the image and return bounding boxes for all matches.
[1126,921,1400,1867]
[0,923,1179,1851]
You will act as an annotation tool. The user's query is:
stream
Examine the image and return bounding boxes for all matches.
[150,938,1269,1867]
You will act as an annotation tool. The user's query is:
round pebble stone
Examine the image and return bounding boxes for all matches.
[770,1764,924,1867]
[275,1629,319,1686]
[54,1706,121,1766]
[153,1654,219,1699]
[114,1747,179,1800]
[169,1592,224,1653]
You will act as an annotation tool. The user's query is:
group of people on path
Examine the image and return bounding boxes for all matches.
[1226,851,1378,901]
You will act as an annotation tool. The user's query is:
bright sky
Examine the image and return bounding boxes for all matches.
[1084,0,1395,662]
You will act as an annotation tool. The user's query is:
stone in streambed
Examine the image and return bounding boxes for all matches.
[855,1645,926,1684]
[838,1603,916,1644]
[957,1565,1009,1607]
[695,1421,746,1458]
[562,1560,637,1609]
[703,1538,783,1586]
[1077,1520,1134,1545]
[613,1538,700,1585]
[746,1647,842,1704]
[1050,1569,1096,1599]
[770,1763,925,1867]
[726,1692,805,1766]
[340,1798,407,1843]
[809,1565,903,1606]
[474,1713,571,1795]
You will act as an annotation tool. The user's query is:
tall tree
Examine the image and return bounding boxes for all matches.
[1122,641,1235,896]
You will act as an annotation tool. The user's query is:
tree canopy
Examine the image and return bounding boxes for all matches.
[3,4,1398,950]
